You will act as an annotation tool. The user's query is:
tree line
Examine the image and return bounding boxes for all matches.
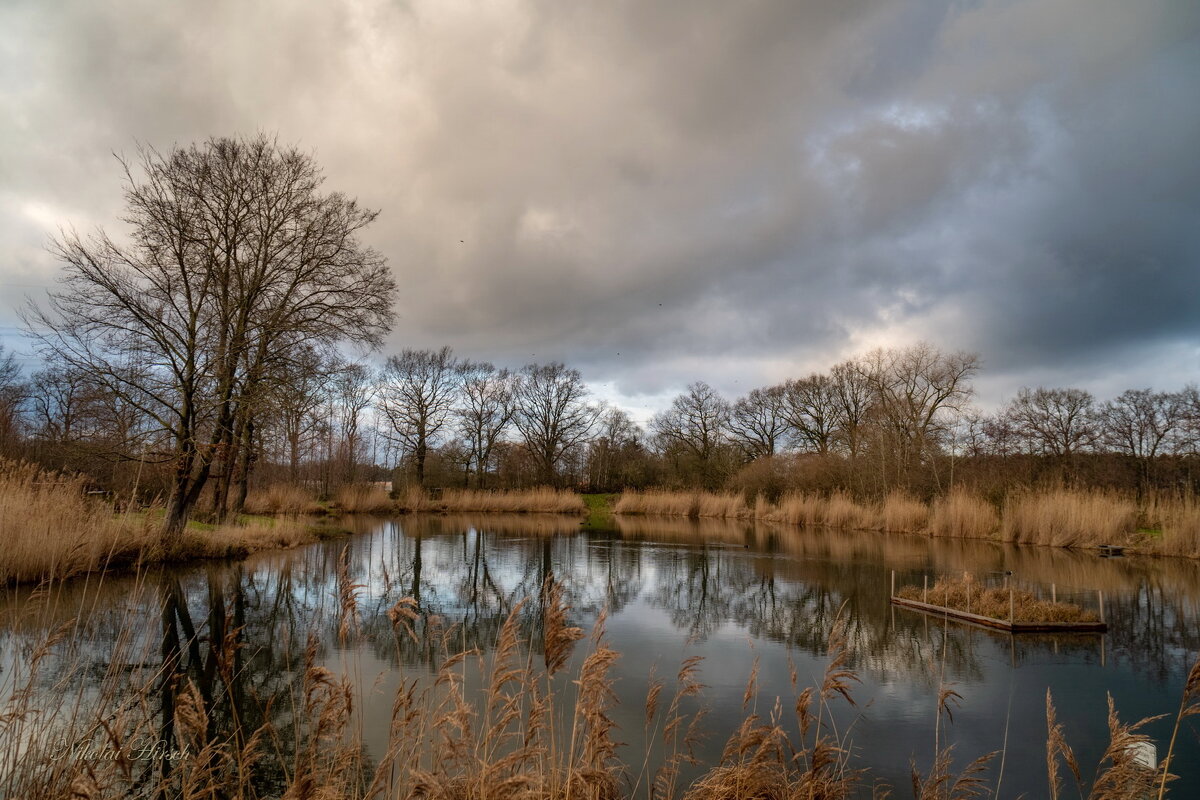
[4,335,1200,504]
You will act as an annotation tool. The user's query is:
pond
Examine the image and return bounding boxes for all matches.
[3,513,1198,797]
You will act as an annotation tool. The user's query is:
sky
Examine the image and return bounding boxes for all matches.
[1,0,1198,422]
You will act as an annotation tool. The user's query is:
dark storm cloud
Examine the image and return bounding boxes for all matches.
[1,0,1198,412]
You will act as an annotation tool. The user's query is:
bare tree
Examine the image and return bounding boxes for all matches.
[830,359,874,458]
[27,135,395,541]
[728,385,788,459]
[861,344,979,482]
[379,347,460,487]
[652,381,731,488]
[455,360,514,488]
[511,362,601,486]
[1100,389,1187,489]
[1101,389,1186,459]
[586,407,647,491]
[332,360,375,483]
[0,345,25,455]
[781,375,842,455]
[1003,387,1098,457]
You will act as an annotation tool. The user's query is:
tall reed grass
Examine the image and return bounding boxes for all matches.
[243,482,321,514]
[614,487,1200,558]
[0,460,327,584]
[396,487,587,514]
[3,577,1192,799]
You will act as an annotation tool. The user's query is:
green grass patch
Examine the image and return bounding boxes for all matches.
[580,493,619,531]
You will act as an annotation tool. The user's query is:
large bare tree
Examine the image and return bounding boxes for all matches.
[652,381,731,488]
[512,362,601,486]
[455,360,514,488]
[728,385,788,459]
[861,343,979,482]
[379,347,460,486]
[1003,387,1099,457]
[27,135,395,542]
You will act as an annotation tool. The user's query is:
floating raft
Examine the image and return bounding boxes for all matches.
[890,595,1109,633]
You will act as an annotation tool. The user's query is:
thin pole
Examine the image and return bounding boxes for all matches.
[924,575,928,604]
[1098,590,1106,624]
[1051,583,1056,604]
[891,570,896,599]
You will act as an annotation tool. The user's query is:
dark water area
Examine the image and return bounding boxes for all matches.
[3,514,1198,797]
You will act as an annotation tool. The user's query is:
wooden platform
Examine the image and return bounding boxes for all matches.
[890,595,1109,633]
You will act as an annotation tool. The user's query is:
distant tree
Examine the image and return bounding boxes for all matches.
[455,361,515,488]
[379,347,461,487]
[0,345,25,455]
[331,360,374,483]
[512,362,602,486]
[27,135,395,541]
[1003,387,1098,457]
[1100,389,1188,489]
[652,381,731,488]
[781,375,842,455]
[1100,389,1186,460]
[586,407,648,491]
[829,359,873,458]
[728,385,788,459]
[861,344,979,484]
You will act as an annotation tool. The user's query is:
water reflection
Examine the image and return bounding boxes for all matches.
[2,514,1198,797]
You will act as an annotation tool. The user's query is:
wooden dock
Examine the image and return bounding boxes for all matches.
[889,595,1109,633]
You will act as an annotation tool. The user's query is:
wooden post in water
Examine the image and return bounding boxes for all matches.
[1051,583,1056,604]
[891,570,896,599]
[1098,590,1105,625]
[923,575,928,604]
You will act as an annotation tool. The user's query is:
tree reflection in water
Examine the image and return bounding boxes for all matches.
[2,512,1199,797]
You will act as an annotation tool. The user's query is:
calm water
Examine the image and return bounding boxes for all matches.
[3,513,1198,797]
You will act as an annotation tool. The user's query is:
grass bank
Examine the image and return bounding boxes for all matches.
[0,461,336,584]
[614,488,1200,557]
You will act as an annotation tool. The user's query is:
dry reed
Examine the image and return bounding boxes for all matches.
[2,577,1195,799]
[243,482,321,515]
[616,487,1200,559]
[929,490,1000,539]
[333,483,394,513]
[1001,490,1137,548]
[896,574,1099,624]
[397,487,586,514]
[0,459,326,583]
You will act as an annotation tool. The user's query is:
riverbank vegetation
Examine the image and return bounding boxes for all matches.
[0,460,328,583]
[1,578,1193,799]
[615,487,1200,557]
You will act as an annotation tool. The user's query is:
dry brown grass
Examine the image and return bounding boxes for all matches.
[333,483,394,513]
[929,490,1000,539]
[879,490,929,533]
[243,482,321,514]
[0,460,327,583]
[896,574,1099,624]
[1001,490,1137,548]
[616,486,1200,559]
[398,487,587,514]
[614,490,701,517]
[0,459,153,583]
[1141,493,1200,558]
